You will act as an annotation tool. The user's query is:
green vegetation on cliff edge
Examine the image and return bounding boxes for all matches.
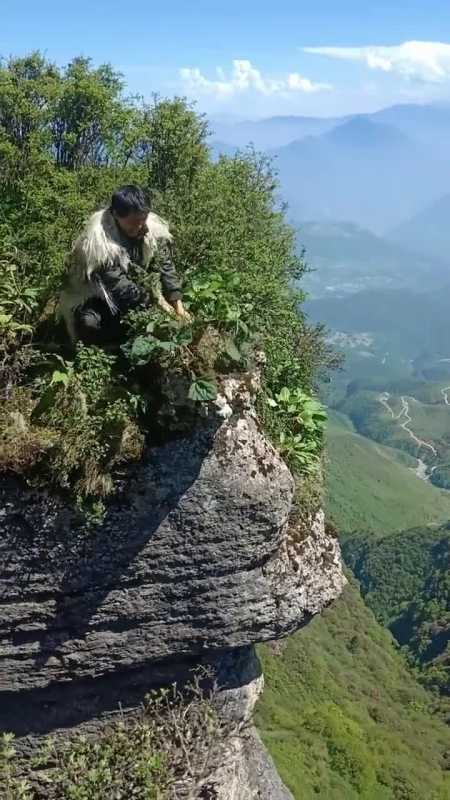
[0,52,337,516]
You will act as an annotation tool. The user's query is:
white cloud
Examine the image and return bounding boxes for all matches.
[179,59,332,97]
[304,41,450,83]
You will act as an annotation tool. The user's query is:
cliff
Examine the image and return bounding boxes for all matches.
[0,375,346,798]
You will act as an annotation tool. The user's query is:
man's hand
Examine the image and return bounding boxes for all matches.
[157,296,176,316]
[172,299,192,322]
[157,295,192,322]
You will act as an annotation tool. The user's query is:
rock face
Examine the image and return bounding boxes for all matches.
[0,375,346,798]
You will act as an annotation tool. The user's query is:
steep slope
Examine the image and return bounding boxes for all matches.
[256,407,450,799]
[0,376,345,798]
[256,581,450,800]
[324,411,450,535]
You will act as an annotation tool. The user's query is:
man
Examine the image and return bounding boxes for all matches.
[59,185,190,345]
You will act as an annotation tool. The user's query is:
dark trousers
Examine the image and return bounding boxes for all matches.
[74,298,123,346]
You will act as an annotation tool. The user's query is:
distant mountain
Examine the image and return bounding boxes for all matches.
[389,193,450,261]
[297,220,448,298]
[210,114,341,150]
[372,103,450,154]
[323,115,409,149]
[211,102,450,152]
[273,117,450,232]
[209,103,450,234]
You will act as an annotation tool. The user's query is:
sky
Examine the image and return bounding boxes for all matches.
[4,1,450,118]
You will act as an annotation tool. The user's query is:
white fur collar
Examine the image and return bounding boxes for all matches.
[72,208,172,278]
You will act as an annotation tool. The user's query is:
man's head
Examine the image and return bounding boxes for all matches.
[110,185,149,239]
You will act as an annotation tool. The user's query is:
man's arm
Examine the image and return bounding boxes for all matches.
[96,262,148,313]
[157,241,182,303]
[157,241,191,320]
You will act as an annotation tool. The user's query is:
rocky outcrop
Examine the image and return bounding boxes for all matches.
[211,727,294,800]
[0,374,346,797]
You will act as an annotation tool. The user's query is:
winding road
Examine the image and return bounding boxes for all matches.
[376,382,450,483]
[378,392,438,456]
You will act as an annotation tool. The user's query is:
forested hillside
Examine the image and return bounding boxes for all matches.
[256,411,450,799]
[256,581,450,800]
[344,527,450,695]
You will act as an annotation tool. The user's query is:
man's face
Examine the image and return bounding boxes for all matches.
[115,211,148,240]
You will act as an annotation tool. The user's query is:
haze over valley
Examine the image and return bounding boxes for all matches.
[213,100,450,703]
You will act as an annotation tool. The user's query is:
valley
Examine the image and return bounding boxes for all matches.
[306,254,450,698]
[331,361,450,490]
[324,410,450,535]
[214,96,450,800]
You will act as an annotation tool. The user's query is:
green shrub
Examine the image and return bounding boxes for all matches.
[264,386,327,474]
[0,673,235,800]
[0,52,335,511]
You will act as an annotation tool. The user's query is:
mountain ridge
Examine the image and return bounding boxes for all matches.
[212,102,450,232]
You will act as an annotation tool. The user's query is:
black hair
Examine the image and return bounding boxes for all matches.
[110,185,149,218]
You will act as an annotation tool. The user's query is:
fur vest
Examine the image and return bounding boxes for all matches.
[59,208,172,341]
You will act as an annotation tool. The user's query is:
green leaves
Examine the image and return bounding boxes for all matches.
[278,387,291,404]
[0,255,40,342]
[31,356,74,421]
[127,329,188,367]
[265,385,327,474]
[32,372,70,421]
[223,337,242,363]
[129,335,162,366]
[50,369,71,387]
[184,272,249,339]
[123,312,194,368]
[0,313,33,334]
[188,378,218,403]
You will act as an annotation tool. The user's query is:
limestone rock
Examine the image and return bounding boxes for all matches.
[214,727,294,800]
[0,374,346,797]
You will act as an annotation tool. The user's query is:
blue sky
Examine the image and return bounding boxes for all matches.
[4,1,450,117]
